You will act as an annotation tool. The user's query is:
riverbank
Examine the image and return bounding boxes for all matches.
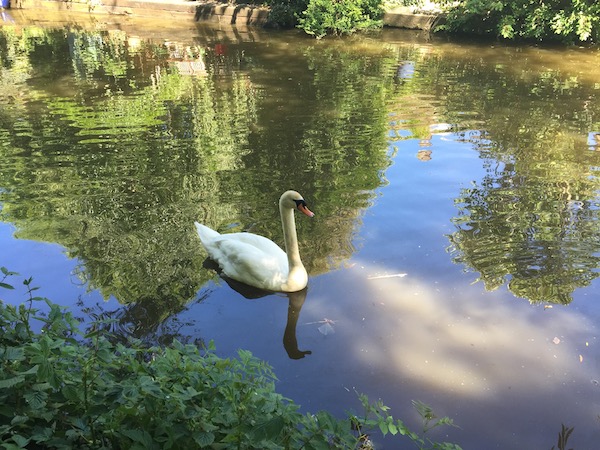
[3,0,444,31]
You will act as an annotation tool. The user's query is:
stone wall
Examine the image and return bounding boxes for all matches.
[383,11,444,32]
[7,0,443,31]
[10,0,270,26]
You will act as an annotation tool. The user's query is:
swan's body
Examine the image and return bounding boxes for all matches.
[194,190,314,292]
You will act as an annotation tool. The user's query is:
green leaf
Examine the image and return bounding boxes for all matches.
[36,362,54,384]
[10,434,30,448]
[396,419,409,436]
[65,429,84,441]
[192,431,215,447]
[32,382,52,392]
[19,365,39,376]
[0,375,25,389]
[96,347,114,364]
[378,420,388,436]
[10,416,28,426]
[0,282,15,290]
[68,417,89,431]
[84,330,100,339]
[249,416,285,441]
[62,385,82,402]
[30,426,53,443]
[121,429,154,447]
[315,411,336,430]
[1,443,24,450]
[24,390,47,409]
[388,422,398,435]
[1,267,18,276]
[1,347,25,361]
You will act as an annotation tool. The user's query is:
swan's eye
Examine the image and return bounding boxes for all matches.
[294,199,307,209]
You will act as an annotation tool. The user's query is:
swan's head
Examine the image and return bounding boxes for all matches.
[280,190,315,218]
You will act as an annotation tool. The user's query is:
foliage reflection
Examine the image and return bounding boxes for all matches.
[384,39,600,304]
[0,24,393,325]
[2,23,600,319]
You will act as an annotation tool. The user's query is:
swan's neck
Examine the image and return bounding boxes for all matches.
[281,206,302,270]
[280,203,309,292]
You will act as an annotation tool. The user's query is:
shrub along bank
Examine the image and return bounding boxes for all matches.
[262,0,599,43]
[263,0,383,37]
[430,0,600,44]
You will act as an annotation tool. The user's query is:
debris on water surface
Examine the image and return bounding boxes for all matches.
[367,273,407,280]
[553,337,561,345]
[318,322,335,335]
[305,318,337,335]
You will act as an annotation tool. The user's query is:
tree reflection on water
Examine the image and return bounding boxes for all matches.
[1,22,600,320]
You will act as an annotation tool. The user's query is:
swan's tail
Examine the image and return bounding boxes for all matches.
[194,222,220,244]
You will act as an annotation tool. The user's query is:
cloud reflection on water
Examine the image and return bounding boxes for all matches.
[301,261,599,448]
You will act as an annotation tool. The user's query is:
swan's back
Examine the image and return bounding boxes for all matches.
[194,222,289,291]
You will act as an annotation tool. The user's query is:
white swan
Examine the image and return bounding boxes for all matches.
[194,190,314,292]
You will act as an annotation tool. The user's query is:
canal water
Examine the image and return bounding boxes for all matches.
[1,12,600,449]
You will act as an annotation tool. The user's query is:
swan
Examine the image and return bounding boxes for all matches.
[194,190,314,292]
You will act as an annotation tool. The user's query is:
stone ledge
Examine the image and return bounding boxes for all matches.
[10,0,270,25]
[383,6,445,31]
[383,12,443,31]
[8,0,443,31]
[196,3,269,26]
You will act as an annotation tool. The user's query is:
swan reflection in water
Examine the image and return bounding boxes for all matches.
[214,270,312,360]
[282,289,313,359]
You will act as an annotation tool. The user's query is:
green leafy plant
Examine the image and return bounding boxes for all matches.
[264,0,310,28]
[1,269,461,449]
[351,395,462,450]
[434,0,600,43]
[297,0,384,38]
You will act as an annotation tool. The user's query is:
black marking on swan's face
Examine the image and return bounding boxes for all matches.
[291,194,314,218]
[294,199,309,210]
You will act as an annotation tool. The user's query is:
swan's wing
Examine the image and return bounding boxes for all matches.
[222,232,285,255]
[204,233,289,291]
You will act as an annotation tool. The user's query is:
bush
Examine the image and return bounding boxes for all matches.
[264,0,309,28]
[0,268,461,449]
[434,0,600,43]
[297,0,384,38]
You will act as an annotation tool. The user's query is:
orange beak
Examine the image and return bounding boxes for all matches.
[298,204,315,218]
